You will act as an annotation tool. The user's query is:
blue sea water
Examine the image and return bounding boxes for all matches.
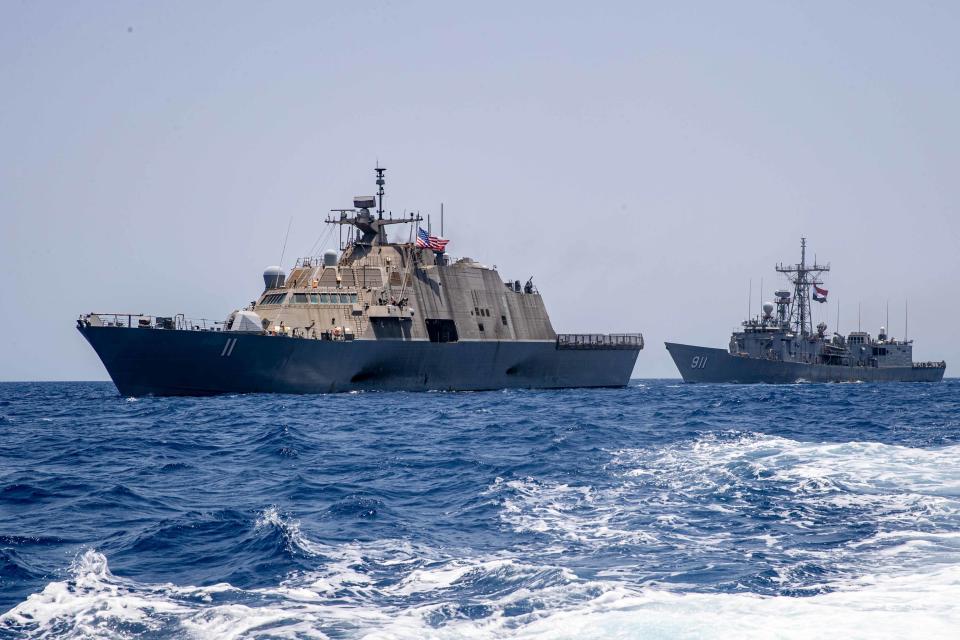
[1,380,959,639]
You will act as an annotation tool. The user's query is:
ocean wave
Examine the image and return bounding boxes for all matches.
[3,546,959,639]
[4,381,960,637]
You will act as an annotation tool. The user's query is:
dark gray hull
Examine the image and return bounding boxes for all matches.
[665,342,945,383]
[79,326,640,396]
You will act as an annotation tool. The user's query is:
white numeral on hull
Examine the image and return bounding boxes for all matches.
[221,338,237,357]
[691,355,708,369]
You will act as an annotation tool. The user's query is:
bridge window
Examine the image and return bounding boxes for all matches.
[293,293,308,304]
[310,294,319,304]
[339,294,350,304]
[320,294,330,303]
[350,293,358,303]
[260,293,287,305]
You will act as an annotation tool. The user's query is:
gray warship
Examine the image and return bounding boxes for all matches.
[666,238,945,383]
[78,168,643,396]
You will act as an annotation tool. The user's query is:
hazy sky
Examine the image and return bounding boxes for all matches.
[2,1,958,380]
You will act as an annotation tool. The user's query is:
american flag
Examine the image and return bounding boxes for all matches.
[416,227,449,252]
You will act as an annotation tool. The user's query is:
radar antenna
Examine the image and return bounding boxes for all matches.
[775,237,830,337]
[325,166,422,246]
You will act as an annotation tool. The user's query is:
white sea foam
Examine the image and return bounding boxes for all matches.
[488,433,960,593]
[5,435,960,638]
[4,546,959,639]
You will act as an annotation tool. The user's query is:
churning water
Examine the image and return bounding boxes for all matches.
[1,380,959,638]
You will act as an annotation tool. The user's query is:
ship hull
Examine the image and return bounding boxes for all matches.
[79,326,640,396]
[665,342,945,383]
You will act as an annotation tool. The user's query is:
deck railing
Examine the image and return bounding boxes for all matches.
[556,333,644,350]
[80,313,226,332]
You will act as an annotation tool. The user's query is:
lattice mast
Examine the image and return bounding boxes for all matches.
[775,237,829,336]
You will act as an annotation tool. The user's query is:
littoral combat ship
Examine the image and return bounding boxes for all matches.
[666,238,945,383]
[78,168,643,396]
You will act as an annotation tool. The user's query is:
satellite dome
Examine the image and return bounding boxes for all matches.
[262,266,286,290]
[762,302,775,316]
[323,250,338,267]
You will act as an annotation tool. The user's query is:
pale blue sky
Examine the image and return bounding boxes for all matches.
[2,1,958,380]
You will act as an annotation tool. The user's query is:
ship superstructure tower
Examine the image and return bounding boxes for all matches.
[776,237,829,337]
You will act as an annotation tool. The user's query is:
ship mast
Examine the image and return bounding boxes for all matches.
[325,166,421,246]
[775,237,829,336]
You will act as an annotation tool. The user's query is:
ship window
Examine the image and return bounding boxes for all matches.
[310,294,319,304]
[350,293,358,304]
[340,294,350,304]
[293,293,308,304]
[320,293,330,303]
[261,293,287,305]
[478,322,485,332]
[501,315,507,326]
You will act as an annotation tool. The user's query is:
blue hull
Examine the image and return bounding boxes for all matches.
[79,326,641,396]
[665,342,945,383]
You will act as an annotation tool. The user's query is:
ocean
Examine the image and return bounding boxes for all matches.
[1,380,958,639]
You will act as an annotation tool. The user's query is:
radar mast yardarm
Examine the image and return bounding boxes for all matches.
[324,166,422,246]
[775,237,829,337]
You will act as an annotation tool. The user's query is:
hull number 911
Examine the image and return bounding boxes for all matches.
[691,355,708,369]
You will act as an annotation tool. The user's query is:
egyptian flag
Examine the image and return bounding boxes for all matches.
[813,285,828,303]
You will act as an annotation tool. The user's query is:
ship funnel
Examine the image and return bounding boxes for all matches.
[263,266,286,290]
[323,250,338,267]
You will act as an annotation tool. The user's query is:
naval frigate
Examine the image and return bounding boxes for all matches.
[666,238,945,383]
[78,167,643,396]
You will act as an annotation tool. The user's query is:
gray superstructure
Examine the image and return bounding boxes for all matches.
[666,238,945,383]
[78,167,643,396]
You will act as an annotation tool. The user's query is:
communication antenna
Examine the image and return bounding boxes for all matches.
[375,166,386,219]
[886,300,890,337]
[836,298,840,335]
[748,279,752,321]
[441,202,444,237]
[905,299,909,343]
[858,302,861,332]
[759,277,763,315]
[279,217,293,267]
